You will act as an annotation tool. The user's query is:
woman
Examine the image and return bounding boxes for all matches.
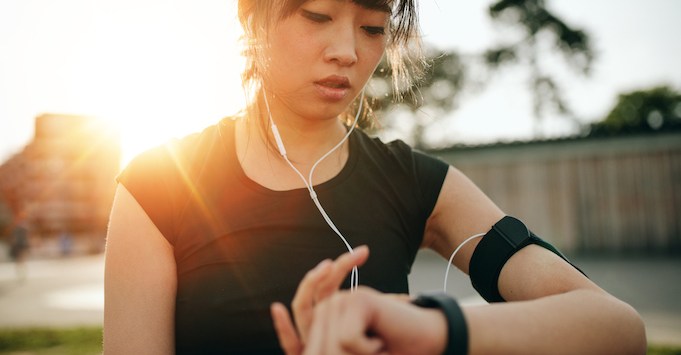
[104,0,646,354]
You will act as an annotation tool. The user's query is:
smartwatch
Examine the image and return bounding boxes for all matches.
[412,293,468,355]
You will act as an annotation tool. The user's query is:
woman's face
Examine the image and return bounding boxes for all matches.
[262,0,389,122]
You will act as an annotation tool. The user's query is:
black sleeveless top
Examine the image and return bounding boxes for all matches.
[117,118,449,354]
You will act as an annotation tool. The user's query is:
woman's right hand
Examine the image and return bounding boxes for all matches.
[271,245,370,351]
[273,286,449,355]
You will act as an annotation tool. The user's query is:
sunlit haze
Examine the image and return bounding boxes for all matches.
[0,0,246,166]
[1,0,680,166]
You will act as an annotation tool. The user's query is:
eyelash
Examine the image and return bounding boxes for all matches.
[301,10,330,23]
[362,26,385,36]
[301,10,386,36]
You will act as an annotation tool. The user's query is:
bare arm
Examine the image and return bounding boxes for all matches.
[272,166,645,354]
[273,247,644,354]
[103,184,177,354]
[423,166,646,354]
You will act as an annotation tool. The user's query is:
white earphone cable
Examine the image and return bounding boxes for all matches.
[263,90,364,291]
[443,233,485,293]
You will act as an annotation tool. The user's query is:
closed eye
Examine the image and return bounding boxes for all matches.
[362,26,385,36]
[301,9,331,23]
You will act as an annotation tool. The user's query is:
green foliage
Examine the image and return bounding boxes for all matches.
[369,50,466,113]
[370,0,594,147]
[488,0,592,70]
[485,0,593,132]
[587,85,681,136]
[648,345,681,355]
[368,50,466,148]
[0,327,102,354]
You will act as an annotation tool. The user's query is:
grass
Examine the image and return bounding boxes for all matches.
[0,326,679,354]
[0,327,102,355]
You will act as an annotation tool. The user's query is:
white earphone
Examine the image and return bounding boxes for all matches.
[262,89,483,294]
[263,89,365,291]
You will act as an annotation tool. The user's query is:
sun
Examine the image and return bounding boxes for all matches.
[70,2,247,168]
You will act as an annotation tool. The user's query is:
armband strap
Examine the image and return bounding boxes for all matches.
[469,216,585,303]
[412,293,468,355]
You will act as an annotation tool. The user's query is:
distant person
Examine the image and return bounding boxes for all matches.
[58,230,73,257]
[104,0,646,353]
[9,217,30,281]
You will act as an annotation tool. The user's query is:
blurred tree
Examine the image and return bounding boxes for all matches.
[370,0,593,147]
[586,85,681,136]
[367,50,466,148]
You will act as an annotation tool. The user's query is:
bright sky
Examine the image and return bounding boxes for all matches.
[1,0,680,164]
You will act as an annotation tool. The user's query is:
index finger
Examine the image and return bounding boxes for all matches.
[316,245,369,299]
[291,246,370,342]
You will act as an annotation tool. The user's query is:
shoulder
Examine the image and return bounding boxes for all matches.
[352,129,418,172]
[353,129,412,158]
[114,119,230,243]
[353,129,449,175]
[140,123,221,164]
[116,119,230,211]
[120,120,226,180]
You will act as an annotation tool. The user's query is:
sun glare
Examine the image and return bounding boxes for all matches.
[93,2,244,165]
[57,1,247,167]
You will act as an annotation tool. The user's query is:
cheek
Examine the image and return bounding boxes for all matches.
[267,28,316,75]
[263,42,296,88]
[360,42,387,75]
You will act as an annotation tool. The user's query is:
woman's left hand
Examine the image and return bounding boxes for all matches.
[271,245,370,353]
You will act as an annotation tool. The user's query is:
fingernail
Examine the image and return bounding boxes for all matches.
[356,245,369,254]
[315,259,331,270]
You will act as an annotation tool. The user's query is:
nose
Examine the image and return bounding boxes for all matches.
[323,26,358,66]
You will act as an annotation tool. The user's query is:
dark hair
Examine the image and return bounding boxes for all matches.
[238,0,425,126]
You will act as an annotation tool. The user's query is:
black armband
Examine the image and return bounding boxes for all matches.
[412,293,468,355]
[469,216,585,303]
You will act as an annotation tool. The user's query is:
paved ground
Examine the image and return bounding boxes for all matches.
[0,250,679,346]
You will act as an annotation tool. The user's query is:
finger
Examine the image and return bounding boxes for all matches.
[313,291,384,354]
[332,292,385,355]
[302,297,333,355]
[271,302,303,355]
[316,245,370,300]
[342,337,385,355]
[292,259,333,341]
[292,246,370,343]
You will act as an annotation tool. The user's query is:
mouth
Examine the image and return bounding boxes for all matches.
[314,75,352,101]
[315,75,351,89]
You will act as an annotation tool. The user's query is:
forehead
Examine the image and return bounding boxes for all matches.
[290,0,393,13]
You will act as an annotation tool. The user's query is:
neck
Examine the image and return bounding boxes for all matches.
[257,94,349,164]
[233,97,355,191]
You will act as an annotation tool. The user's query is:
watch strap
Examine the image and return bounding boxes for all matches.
[412,293,468,355]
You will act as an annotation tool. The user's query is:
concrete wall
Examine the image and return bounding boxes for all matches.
[430,132,681,254]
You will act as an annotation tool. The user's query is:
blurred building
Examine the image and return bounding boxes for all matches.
[431,131,681,255]
[0,114,120,256]
[2,113,678,256]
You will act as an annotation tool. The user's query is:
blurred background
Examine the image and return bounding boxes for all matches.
[1,0,680,352]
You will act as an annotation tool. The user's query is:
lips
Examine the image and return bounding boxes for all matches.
[315,75,351,89]
[314,75,351,101]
